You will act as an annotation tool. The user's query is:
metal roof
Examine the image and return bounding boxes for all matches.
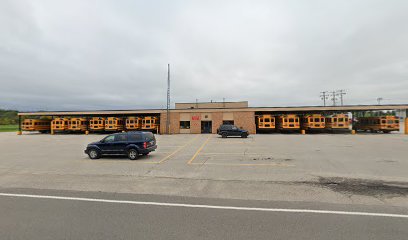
[17,104,408,116]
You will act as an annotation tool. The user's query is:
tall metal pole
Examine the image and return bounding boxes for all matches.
[336,90,346,106]
[320,91,328,106]
[166,64,170,134]
[331,91,336,106]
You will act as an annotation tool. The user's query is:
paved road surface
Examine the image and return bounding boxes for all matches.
[0,188,407,240]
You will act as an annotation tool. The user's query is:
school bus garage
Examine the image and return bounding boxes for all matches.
[17,101,408,135]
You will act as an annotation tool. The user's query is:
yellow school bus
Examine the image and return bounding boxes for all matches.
[302,114,325,130]
[142,116,159,131]
[126,117,142,131]
[257,115,275,130]
[105,117,124,131]
[51,118,69,132]
[68,118,88,132]
[22,119,51,133]
[325,114,349,130]
[277,114,300,131]
[90,117,105,132]
[355,116,399,133]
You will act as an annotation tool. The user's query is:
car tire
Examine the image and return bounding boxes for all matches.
[241,133,248,138]
[128,149,139,160]
[222,133,227,138]
[88,149,100,159]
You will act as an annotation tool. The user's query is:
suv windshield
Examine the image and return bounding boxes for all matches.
[103,135,114,143]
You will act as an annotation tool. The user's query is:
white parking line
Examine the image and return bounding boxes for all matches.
[0,192,407,219]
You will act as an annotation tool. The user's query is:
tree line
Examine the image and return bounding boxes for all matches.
[0,109,18,125]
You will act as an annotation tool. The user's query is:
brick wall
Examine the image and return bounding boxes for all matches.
[190,116,201,134]
[162,111,256,134]
[212,112,223,133]
[159,112,180,134]
[234,111,256,134]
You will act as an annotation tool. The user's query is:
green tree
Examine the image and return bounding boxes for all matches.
[0,109,18,125]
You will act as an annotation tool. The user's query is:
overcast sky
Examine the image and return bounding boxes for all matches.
[1,0,407,111]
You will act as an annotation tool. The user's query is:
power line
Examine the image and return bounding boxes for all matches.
[320,90,347,106]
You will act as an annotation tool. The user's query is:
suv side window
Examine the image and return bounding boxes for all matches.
[144,132,155,141]
[114,134,127,142]
[232,126,238,130]
[222,125,232,130]
[128,134,143,141]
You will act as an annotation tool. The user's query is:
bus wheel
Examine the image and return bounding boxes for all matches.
[383,130,390,133]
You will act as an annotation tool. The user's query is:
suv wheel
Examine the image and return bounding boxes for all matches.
[222,133,228,138]
[128,149,139,160]
[241,133,248,138]
[88,149,100,159]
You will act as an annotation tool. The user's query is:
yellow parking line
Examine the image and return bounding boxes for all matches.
[187,135,211,164]
[158,135,200,164]
[199,153,272,155]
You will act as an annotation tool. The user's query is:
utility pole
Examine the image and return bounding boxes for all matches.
[320,91,328,106]
[166,64,170,134]
[377,97,383,105]
[336,90,347,106]
[331,91,337,106]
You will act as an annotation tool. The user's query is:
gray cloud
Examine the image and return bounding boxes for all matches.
[1,0,407,111]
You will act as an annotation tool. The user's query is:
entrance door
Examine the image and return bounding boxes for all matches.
[201,121,212,133]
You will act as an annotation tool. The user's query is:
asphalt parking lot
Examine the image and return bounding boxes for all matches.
[0,132,407,206]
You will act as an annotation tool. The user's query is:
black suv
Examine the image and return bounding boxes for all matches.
[217,124,249,138]
[84,131,157,160]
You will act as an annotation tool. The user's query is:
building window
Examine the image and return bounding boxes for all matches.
[180,121,190,129]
